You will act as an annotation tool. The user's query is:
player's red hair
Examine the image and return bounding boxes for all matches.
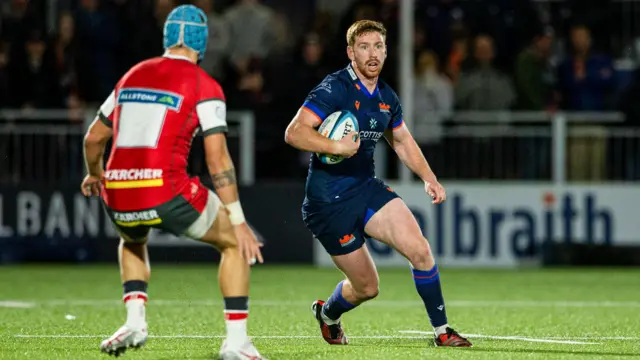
[346,20,387,47]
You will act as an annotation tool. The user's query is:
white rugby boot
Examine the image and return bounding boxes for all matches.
[219,339,265,360]
[100,324,148,357]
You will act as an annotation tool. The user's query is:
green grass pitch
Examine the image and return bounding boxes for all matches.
[0,265,639,359]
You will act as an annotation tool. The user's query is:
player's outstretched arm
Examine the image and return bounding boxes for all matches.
[203,133,243,212]
[81,118,113,196]
[83,118,113,177]
[384,125,446,204]
[285,108,358,157]
[203,133,263,264]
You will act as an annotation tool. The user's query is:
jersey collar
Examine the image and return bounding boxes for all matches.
[346,63,379,99]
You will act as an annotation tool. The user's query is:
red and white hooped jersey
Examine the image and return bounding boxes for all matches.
[99,54,226,212]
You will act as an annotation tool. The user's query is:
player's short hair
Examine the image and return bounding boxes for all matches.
[346,20,387,47]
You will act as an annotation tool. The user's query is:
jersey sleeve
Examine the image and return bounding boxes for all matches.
[301,77,344,125]
[97,90,116,127]
[197,76,227,137]
[388,90,404,130]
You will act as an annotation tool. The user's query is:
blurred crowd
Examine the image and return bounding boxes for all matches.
[2,0,640,182]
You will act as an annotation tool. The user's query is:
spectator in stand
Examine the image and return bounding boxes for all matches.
[413,50,453,177]
[444,24,472,84]
[514,26,556,180]
[194,0,229,79]
[46,11,78,109]
[557,24,614,181]
[515,26,556,111]
[1,0,36,48]
[454,34,515,179]
[224,0,276,69]
[0,41,15,108]
[455,34,514,110]
[15,29,58,110]
[74,0,120,102]
[287,33,331,176]
[418,0,472,73]
[557,24,614,111]
[332,0,377,71]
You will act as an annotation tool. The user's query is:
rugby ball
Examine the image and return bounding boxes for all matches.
[316,110,359,165]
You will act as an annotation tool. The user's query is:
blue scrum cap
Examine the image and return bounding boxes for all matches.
[163,5,208,61]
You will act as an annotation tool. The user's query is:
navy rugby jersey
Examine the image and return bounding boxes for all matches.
[301,63,404,203]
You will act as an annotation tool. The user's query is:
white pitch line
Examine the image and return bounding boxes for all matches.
[0,301,35,308]
[7,299,640,308]
[17,332,637,344]
[13,334,422,339]
[399,331,599,345]
[465,335,598,345]
[546,336,640,341]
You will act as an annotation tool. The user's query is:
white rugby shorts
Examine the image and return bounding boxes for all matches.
[183,190,221,239]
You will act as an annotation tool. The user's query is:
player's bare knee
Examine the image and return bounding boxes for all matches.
[217,238,239,254]
[406,238,435,269]
[352,277,380,300]
[199,211,237,250]
[358,284,379,300]
[211,230,237,251]
[203,232,237,252]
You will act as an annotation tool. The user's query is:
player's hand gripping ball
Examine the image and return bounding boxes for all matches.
[316,110,360,164]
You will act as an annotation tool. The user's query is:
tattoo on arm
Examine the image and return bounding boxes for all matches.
[211,169,237,189]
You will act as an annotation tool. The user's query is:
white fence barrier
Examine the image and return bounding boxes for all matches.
[2,108,640,184]
[0,109,255,185]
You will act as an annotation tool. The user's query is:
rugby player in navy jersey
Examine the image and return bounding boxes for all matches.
[284,20,471,348]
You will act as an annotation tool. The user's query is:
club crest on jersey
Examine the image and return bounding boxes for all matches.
[379,103,391,113]
[117,88,183,111]
[317,80,332,93]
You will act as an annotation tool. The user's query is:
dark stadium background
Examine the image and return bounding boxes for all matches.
[1,0,640,266]
[1,1,640,359]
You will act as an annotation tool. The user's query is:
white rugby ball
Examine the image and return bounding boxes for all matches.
[316,110,359,165]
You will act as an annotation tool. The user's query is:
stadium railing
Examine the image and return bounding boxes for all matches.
[1,108,636,184]
[374,111,635,184]
[0,108,255,186]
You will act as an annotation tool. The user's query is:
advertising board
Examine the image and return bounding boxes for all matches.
[313,183,640,268]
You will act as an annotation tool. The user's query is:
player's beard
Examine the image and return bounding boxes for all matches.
[356,58,383,80]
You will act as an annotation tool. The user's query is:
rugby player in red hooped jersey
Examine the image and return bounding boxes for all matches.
[80,5,264,359]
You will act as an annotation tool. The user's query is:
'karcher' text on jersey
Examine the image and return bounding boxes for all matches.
[105,169,163,181]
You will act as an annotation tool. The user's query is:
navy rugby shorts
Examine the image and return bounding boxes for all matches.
[302,178,399,256]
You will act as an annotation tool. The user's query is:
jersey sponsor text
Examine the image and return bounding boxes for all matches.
[112,209,161,227]
[117,88,183,111]
[105,168,163,189]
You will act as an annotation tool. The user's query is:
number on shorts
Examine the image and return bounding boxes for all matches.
[115,88,183,149]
